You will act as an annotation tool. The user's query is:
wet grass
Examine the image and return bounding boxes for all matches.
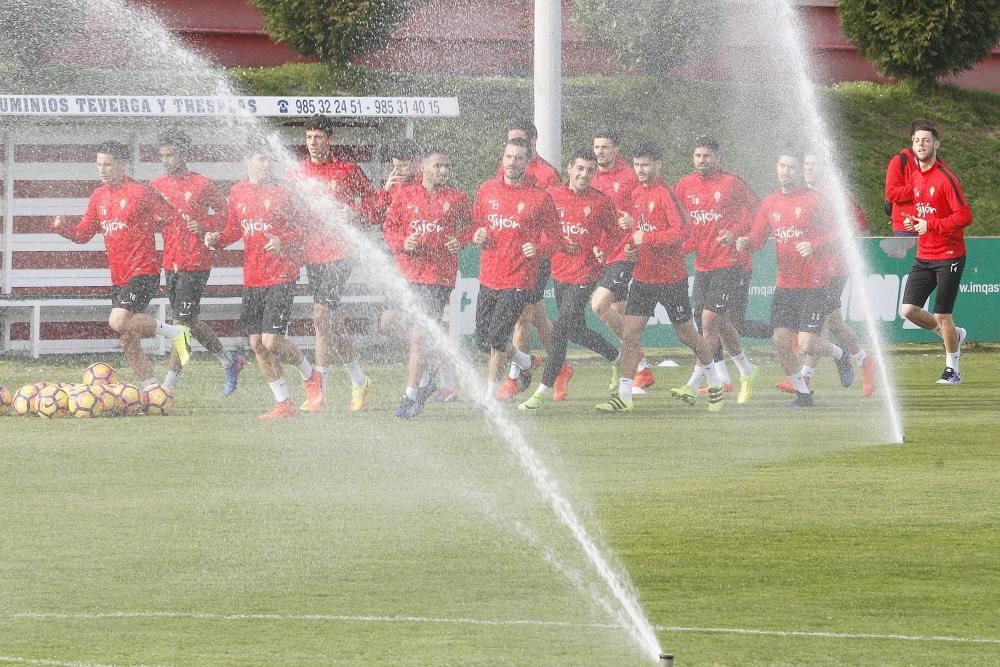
[0,347,998,666]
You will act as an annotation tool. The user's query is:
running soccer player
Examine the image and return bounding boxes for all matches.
[735,149,847,408]
[518,148,621,410]
[367,138,422,228]
[596,142,722,413]
[472,137,562,402]
[383,146,472,418]
[151,128,246,396]
[204,141,323,419]
[674,136,760,404]
[52,140,191,387]
[884,119,929,238]
[897,121,973,384]
[296,114,375,411]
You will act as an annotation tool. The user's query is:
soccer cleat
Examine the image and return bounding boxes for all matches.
[738,364,759,405]
[785,391,815,408]
[394,395,423,419]
[698,383,734,394]
[223,354,246,397]
[430,387,458,403]
[608,364,620,391]
[935,367,962,385]
[300,369,325,412]
[553,364,574,401]
[706,384,725,412]
[834,352,855,387]
[496,378,519,401]
[516,355,544,393]
[172,325,193,367]
[595,394,633,413]
[517,391,548,411]
[861,357,877,398]
[634,367,655,389]
[670,384,697,406]
[348,376,370,411]
[416,374,438,408]
[259,400,296,420]
[774,380,796,394]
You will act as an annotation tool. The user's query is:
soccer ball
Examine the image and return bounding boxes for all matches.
[0,385,13,415]
[142,383,175,416]
[83,362,118,385]
[89,384,118,416]
[107,382,143,416]
[67,385,103,419]
[11,385,40,416]
[37,386,69,419]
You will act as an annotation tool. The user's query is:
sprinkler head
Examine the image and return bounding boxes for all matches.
[659,654,674,666]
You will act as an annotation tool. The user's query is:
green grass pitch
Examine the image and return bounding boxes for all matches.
[1,346,998,666]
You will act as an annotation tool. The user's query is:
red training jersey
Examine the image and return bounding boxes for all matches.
[885,149,917,233]
[296,158,375,265]
[592,157,640,264]
[746,188,834,289]
[910,161,973,261]
[367,173,422,228]
[494,154,562,189]
[628,181,690,285]
[218,181,303,287]
[383,183,472,288]
[546,184,617,284]
[472,177,562,290]
[811,184,870,278]
[149,171,227,272]
[54,176,177,286]
[675,169,758,273]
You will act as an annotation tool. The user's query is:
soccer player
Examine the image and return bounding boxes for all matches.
[596,142,722,413]
[383,146,472,418]
[675,136,760,404]
[367,138,422,228]
[517,148,621,410]
[735,149,848,408]
[472,137,562,402]
[52,140,192,387]
[296,114,375,411]
[204,141,323,419]
[151,129,246,396]
[884,119,929,237]
[897,121,973,384]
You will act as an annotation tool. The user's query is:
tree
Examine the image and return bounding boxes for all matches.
[838,0,1000,86]
[248,0,418,66]
[573,0,723,74]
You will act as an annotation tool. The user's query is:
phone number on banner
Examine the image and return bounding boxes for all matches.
[268,97,459,118]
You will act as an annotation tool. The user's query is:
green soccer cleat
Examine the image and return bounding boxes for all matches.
[517,391,548,411]
[670,384,697,406]
[737,364,758,405]
[707,384,725,412]
[608,364,620,391]
[595,394,633,413]
[172,325,192,367]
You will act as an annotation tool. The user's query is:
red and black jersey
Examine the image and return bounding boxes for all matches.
[367,173,422,228]
[910,161,973,260]
[885,148,917,233]
[628,181,690,285]
[218,181,303,287]
[295,158,375,264]
[546,184,618,284]
[54,176,177,286]
[383,183,472,288]
[494,154,562,189]
[747,187,834,289]
[675,169,758,272]
[150,171,227,272]
[472,177,562,290]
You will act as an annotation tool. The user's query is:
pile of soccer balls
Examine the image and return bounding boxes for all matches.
[0,362,174,418]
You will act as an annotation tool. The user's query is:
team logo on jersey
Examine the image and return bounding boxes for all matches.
[913,188,920,198]
[583,206,591,217]
[239,203,247,214]
[101,220,128,234]
[562,222,589,236]
[794,207,802,219]
[916,202,937,217]
[517,202,525,214]
[690,210,722,225]
[556,206,566,219]
[488,199,500,211]
[241,219,273,235]
[487,213,520,230]
[637,220,658,233]
[263,199,271,211]
[775,226,804,243]
[100,206,108,217]
[648,200,656,212]
[930,186,936,198]
[613,182,621,192]
[184,191,193,203]
[119,198,127,210]
[771,211,782,224]
[714,191,722,203]
[409,220,443,234]
[442,202,450,213]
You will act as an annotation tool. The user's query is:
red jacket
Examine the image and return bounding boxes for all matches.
[592,157,640,264]
[628,181,690,285]
[885,149,917,233]
[54,177,177,286]
[910,161,973,260]
[547,184,618,284]
[150,171,226,272]
[383,183,472,288]
[296,158,375,264]
[472,177,562,290]
[747,188,834,289]
[494,154,562,189]
[675,170,758,273]
[367,173,422,228]
[218,181,303,287]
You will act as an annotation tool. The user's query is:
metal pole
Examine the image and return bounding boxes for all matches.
[533,0,561,166]
[2,131,14,295]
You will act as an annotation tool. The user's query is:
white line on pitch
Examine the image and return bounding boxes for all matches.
[0,657,113,667]
[655,625,1000,645]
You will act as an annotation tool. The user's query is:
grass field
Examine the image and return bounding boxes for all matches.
[1,346,998,666]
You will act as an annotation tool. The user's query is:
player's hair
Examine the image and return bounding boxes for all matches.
[420,145,449,159]
[776,146,804,164]
[303,114,335,136]
[506,118,538,141]
[388,138,420,161]
[158,128,192,153]
[911,119,939,140]
[240,136,272,158]
[95,140,131,162]
[693,135,720,153]
[632,141,663,161]
[593,128,622,146]
[568,147,598,165]
[505,137,531,152]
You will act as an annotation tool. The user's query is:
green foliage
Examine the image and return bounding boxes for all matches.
[838,0,1000,85]
[573,0,723,74]
[0,0,87,89]
[247,0,417,65]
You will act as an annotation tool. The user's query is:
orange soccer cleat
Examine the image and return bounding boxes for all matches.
[496,378,520,401]
[259,400,297,420]
[553,364,575,401]
[634,367,655,389]
[861,357,878,398]
[301,369,325,413]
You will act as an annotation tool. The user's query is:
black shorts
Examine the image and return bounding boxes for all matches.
[475,286,530,352]
[165,270,210,323]
[411,283,452,320]
[771,287,835,333]
[306,260,352,310]
[240,282,297,336]
[525,259,551,304]
[901,256,965,315]
[692,267,742,315]
[596,261,634,302]
[828,275,848,313]
[111,274,160,313]
[624,278,693,324]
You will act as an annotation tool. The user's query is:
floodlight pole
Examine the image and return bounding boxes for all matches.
[534,0,561,167]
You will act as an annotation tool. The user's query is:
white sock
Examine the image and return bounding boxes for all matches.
[344,361,365,387]
[405,386,418,401]
[215,350,234,367]
[512,349,532,370]
[155,320,182,338]
[537,384,552,395]
[141,377,157,388]
[687,364,706,388]
[731,351,753,377]
[713,359,731,385]
[830,344,844,360]
[801,365,816,379]
[791,372,810,394]
[618,377,634,402]
[163,370,180,391]
[269,378,290,402]
[638,357,650,371]
[706,364,721,387]
[852,349,868,365]
[297,357,313,380]
[315,366,329,392]
[508,362,521,380]
[946,352,960,373]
